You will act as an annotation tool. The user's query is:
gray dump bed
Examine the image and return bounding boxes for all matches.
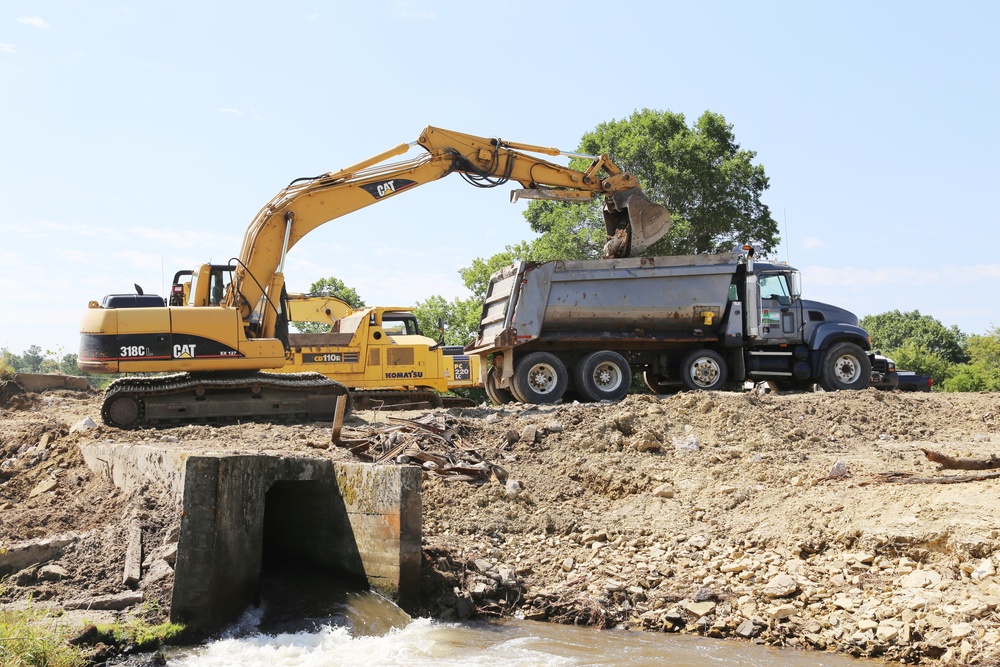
[470,253,740,355]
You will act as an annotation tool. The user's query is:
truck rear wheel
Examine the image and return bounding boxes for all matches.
[574,351,630,402]
[512,352,568,404]
[820,342,871,391]
[681,349,728,391]
[485,368,515,405]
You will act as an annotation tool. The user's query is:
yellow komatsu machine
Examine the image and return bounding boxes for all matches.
[159,279,479,411]
[281,293,480,409]
[79,126,670,428]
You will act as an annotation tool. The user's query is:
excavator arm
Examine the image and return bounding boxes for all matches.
[229,126,670,338]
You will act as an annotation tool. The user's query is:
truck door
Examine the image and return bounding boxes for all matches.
[757,273,801,345]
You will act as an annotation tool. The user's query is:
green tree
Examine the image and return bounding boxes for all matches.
[860,310,967,365]
[58,352,80,376]
[0,348,15,379]
[21,345,44,373]
[886,341,953,385]
[304,276,365,308]
[291,276,366,334]
[965,326,1000,367]
[522,108,780,260]
[942,326,1000,392]
[458,248,526,301]
[413,295,482,347]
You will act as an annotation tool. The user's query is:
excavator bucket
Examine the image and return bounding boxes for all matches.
[602,187,671,258]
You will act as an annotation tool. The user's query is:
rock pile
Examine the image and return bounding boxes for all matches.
[426,528,1000,663]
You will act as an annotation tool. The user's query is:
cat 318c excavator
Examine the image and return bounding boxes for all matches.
[78,126,670,428]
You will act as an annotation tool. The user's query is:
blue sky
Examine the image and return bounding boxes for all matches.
[2,1,998,357]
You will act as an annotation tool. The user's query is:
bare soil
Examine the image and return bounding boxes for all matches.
[2,379,1000,664]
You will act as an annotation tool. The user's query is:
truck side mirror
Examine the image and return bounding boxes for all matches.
[789,271,802,300]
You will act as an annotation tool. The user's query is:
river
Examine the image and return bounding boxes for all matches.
[165,587,871,667]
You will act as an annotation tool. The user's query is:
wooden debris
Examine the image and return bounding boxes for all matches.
[877,471,1000,485]
[123,518,142,588]
[873,449,1000,484]
[921,448,1000,470]
[331,393,348,444]
[335,413,506,484]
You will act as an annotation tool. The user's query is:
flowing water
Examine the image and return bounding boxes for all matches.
[166,574,872,667]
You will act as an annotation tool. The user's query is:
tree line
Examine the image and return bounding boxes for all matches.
[860,311,999,391]
[1,346,81,378]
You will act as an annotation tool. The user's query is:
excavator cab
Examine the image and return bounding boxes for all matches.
[169,264,236,307]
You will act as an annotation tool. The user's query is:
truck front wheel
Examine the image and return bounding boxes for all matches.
[681,349,728,391]
[574,351,631,402]
[512,352,568,404]
[820,342,871,391]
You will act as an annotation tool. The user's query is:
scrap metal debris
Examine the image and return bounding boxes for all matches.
[335,413,509,484]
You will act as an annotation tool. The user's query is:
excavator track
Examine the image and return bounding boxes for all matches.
[101,372,348,429]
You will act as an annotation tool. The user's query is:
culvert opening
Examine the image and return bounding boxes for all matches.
[257,479,369,633]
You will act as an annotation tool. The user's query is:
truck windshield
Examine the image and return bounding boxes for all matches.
[759,273,792,305]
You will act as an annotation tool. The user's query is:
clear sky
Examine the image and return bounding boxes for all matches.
[2,1,998,357]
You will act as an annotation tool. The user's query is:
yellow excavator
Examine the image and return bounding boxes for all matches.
[281,293,481,409]
[78,126,670,428]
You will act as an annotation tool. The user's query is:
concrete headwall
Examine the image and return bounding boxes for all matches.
[79,443,421,630]
[14,373,89,392]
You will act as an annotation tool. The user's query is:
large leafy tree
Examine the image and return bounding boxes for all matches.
[442,109,781,345]
[860,310,967,365]
[457,247,526,301]
[302,277,365,308]
[523,109,779,259]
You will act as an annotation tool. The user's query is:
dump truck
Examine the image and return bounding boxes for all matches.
[468,246,875,404]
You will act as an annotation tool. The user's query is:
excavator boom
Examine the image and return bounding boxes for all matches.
[231,126,670,336]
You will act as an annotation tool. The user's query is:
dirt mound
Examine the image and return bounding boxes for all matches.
[2,386,999,664]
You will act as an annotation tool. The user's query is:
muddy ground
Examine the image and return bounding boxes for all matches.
[2,379,999,665]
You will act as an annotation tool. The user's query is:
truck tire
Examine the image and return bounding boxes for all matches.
[484,369,515,405]
[512,352,568,404]
[820,342,871,391]
[573,350,632,401]
[574,351,631,402]
[681,349,728,391]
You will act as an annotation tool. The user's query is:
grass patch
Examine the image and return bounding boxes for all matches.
[0,607,87,667]
[0,594,186,667]
[96,618,187,652]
